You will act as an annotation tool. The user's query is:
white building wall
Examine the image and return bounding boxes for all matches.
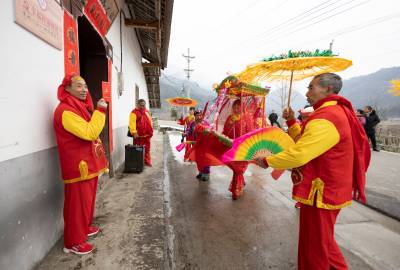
[0,0,63,162]
[0,1,150,269]
[106,7,149,130]
[0,0,148,162]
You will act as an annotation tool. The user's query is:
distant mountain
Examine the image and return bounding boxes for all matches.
[155,67,400,120]
[341,67,400,119]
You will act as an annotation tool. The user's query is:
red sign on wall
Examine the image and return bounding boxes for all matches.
[84,0,111,37]
[63,11,79,75]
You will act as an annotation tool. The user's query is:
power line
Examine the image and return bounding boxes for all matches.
[281,13,400,50]
[330,13,400,38]
[253,0,341,40]
[262,0,358,42]
[251,0,372,54]
[212,0,361,56]
[271,0,371,42]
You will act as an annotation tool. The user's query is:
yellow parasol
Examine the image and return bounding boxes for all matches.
[238,49,352,107]
[166,97,198,107]
[388,79,400,96]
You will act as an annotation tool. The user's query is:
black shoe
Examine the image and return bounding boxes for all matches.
[200,174,210,181]
[196,173,202,179]
[373,149,380,152]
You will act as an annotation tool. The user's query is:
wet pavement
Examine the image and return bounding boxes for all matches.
[35,130,400,270]
[165,131,400,270]
[36,135,166,270]
[365,151,400,220]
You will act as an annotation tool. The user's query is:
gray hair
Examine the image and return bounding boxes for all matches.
[315,73,342,94]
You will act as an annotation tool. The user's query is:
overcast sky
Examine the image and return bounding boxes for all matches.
[163,0,400,94]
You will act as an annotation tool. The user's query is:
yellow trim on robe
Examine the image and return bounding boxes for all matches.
[266,118,340,169]
[63,167,109,184]
[317,100,337,110]
[292,178,353,209]
[62,110,106,141]
[287,122,302,142]
[129,112,137,135]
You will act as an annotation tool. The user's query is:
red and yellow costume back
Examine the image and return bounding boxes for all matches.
[265,94,370,269]
[129,107,153,165]
[183,114,195,160]
[53,74,108,248]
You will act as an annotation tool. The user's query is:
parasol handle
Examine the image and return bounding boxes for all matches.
[287,70,294,108]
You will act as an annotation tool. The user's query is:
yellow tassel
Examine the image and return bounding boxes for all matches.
[79,160,89,178]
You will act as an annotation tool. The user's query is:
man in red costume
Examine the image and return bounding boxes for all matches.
[54,74,109,255]
[256,73,371,269]
[223,99,252,200]
[129,99,153,166]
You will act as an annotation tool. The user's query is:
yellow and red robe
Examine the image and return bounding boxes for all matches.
[54,86,108,184]
[54,74,109,248]
[129,108,153,165]
[183,114,195,159]
[265,95,370,209]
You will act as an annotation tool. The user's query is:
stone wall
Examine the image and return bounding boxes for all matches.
[376,122,400,153]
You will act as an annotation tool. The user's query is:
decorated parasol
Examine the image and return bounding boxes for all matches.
[238,49,352,107]
[214,75,270,97]
[389,79,400,96]
[166,97,198,107]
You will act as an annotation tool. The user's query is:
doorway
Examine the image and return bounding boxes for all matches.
[78,15,113,175]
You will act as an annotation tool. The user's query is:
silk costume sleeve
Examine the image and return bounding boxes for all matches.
[286,119,302,142]
[62,110,105,141]
[129,112,137,134]
[266,119,340,169]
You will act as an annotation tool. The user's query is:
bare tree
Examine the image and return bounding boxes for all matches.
[270,80,302,113]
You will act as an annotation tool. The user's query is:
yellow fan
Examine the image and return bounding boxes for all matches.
[222,127,295,162]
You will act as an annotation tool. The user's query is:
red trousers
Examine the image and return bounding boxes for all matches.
[134,136,152,165]
[63,177,98,248]
[227,161,248,198]
[298,204,348,270]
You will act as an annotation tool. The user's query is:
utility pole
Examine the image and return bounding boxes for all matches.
[182,48,195,98]
[329,39,334,51]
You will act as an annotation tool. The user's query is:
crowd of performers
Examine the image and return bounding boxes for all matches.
[177,73,371,270]
[178,83,267,200]
[178,91,318,202]
[54,72,371,270]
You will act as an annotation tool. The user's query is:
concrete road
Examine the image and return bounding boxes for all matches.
[35,131,400,270]
[366,151,400,220]
[36,135,167,270]
[165,132,400,270]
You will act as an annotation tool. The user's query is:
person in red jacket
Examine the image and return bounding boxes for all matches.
[255,73,371,270]
[53,74,109,255]
[129,99,153,166]
[223,99,252,200]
